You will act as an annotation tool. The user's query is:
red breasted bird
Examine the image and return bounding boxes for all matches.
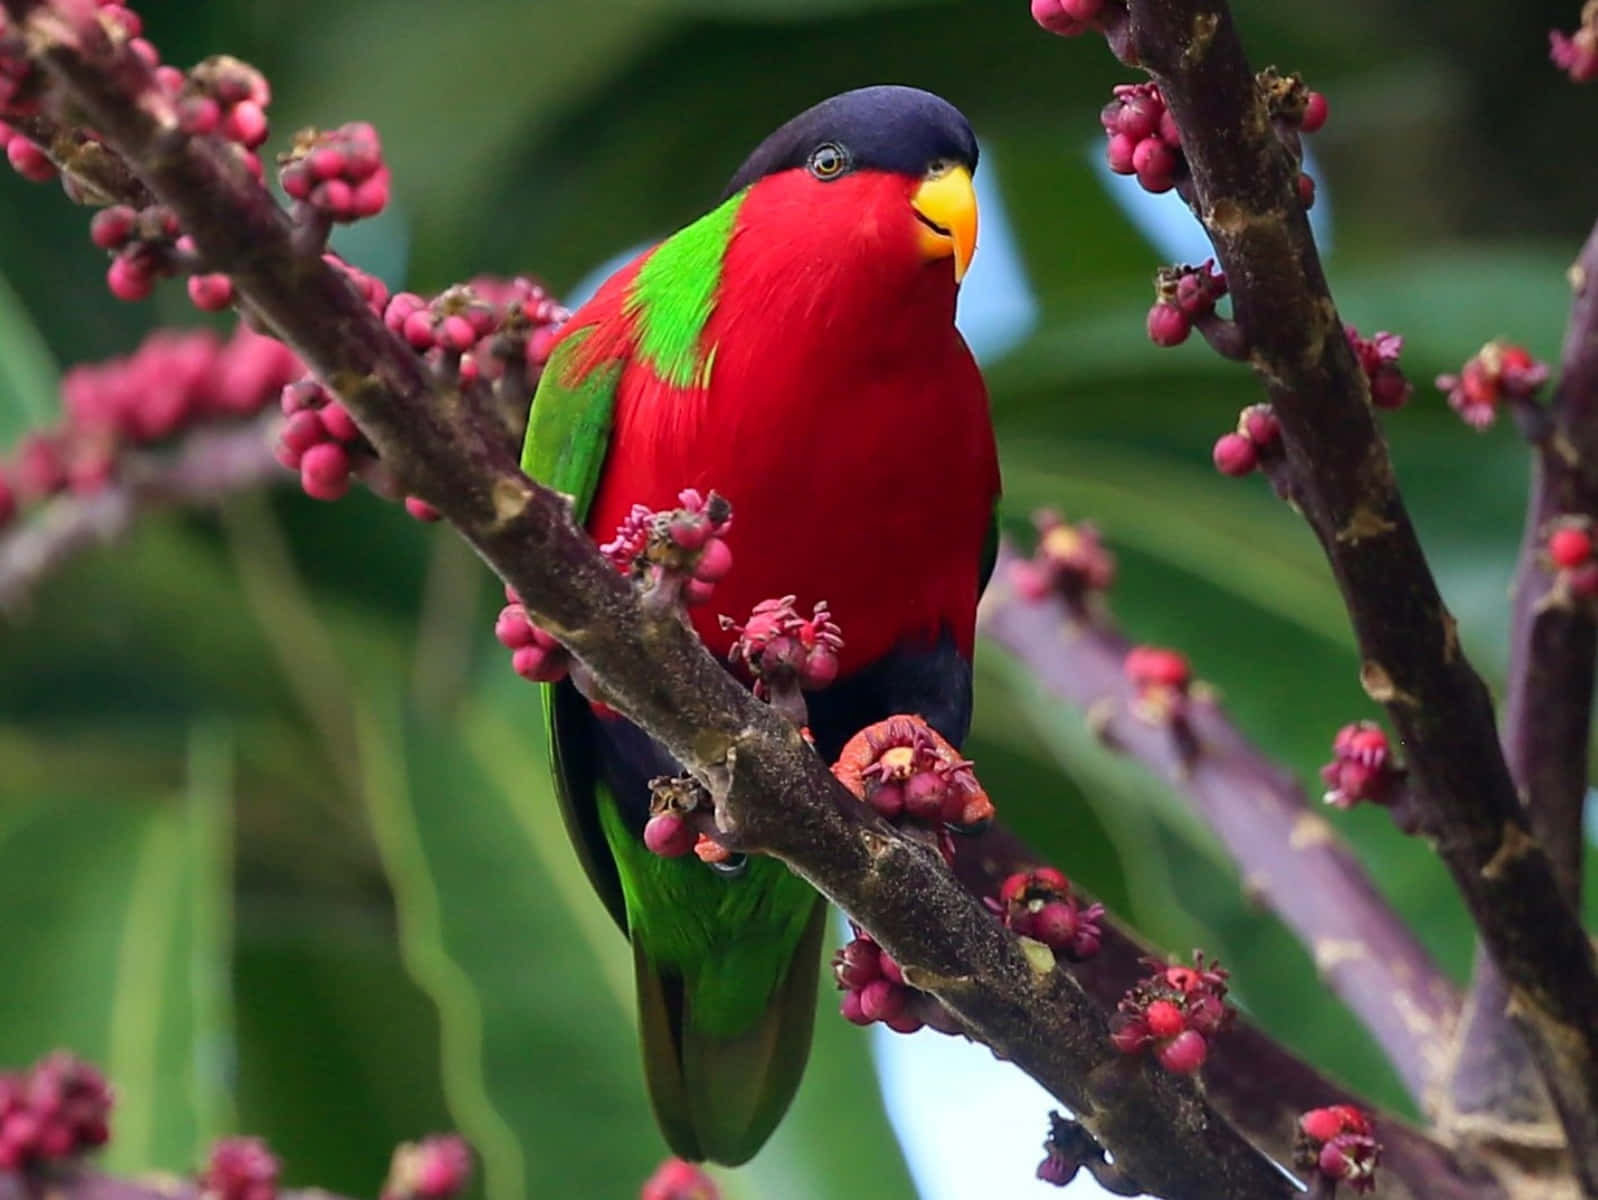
[521,85,1000,1165]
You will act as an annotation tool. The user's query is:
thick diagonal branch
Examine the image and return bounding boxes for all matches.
[1119,0,1598,1187]
[979,544,1459,1106]
[4,4,1293,1195]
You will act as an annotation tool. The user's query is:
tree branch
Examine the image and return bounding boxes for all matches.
[0,416,282,615]
[978,543,1459,1107]
[954,825,1504,1200]
[1116,1,1598,1187]
[3,3,1295,1195]
[1446,217,1598,1154]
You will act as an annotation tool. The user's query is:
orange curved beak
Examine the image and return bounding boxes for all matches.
[912,164,978,282]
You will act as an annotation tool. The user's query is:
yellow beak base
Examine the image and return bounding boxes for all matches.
[911,165,978,282]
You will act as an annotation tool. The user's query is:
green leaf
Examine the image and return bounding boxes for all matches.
[0,265,59,441]
[0,761,233,1173]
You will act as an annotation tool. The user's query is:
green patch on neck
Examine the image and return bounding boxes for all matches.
[626,190,745,390]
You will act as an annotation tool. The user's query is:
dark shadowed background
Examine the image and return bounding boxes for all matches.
[2,1,1595,1197]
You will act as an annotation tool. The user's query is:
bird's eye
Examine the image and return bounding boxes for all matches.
[808,142,848,180]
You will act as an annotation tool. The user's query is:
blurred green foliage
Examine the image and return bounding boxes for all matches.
[2,1,1595,1196]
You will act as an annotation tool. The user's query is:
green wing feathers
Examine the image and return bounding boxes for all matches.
[521,230,828,1166]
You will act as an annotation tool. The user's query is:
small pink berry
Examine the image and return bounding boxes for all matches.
[858,979,906,1022]
[1105,132,1137,175]
[692,538,733,583]
[6,137,55,182]
[494,605,537,650]
[1300,91,1329,134]
[319,401,359,443]
[840,989,871,1026]
[106,255,154,302]
[1240,404,1280,446]
[1212,432,1258,476]
[1297,173,1316,210]
[1146,302,1191,347]
[89,205,137,249]
[1131,137,1177,192]
[1550,526,1592,569]
[221,100,268,148]
[187,273,234,311]
[1300,1107,1344,1143]
[405,496,442,522]
[643,813,696,858]
[877,951,904,986]
[299,441,351,501]
[1145,999,1185,1039]
[1156,1029,1208,1073]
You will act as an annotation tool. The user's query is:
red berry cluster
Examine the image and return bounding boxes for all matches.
[0,324,300,531]
[1101,82,1184,194]
[833,714,996,835]
[279,122,390,223]
[723,595,843,697]
[599,488,734,607]
[987,867,1103,961]
[1110,955,1234,1075]
[166,55,272,161]
[274,375,369,502]
[833,926,960,1035]
[1124,645,1191,723]
[1295,1105,1380,1194]
[1320,721,1404,810]
[1029,0,1117,38]
[383,278,563,389]
[1546,518,1598,598]
[1146,259,1228,348]
[200,1136,280,1200]
[1551,2,1598,83]
[0,1053,113,1170]
[1008,509,1116,605]
[1345,327,1411,410]
[89,201,190,303]
[1,2,136,123]
[494,582,569,683]
[1434,341,1550,431]
[1212,404,1282,477]
[640,1156,719,1200]
[380,1134,473,1200]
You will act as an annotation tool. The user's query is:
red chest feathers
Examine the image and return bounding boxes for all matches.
[583,172,1000,674]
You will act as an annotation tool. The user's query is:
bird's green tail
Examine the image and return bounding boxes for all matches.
[634,896,828,1165]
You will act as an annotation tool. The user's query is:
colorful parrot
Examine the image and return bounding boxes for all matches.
[520,84,1001,1166]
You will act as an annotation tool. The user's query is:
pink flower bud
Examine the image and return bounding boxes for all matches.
[1157,1029,1208,1073]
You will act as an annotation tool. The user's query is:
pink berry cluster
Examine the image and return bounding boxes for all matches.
[0,324,300,531]
[1257,69,1327,209]
[832,714,997,835]
[1345,327,1411,410]
[1029,0,1118,38]
[380,1134,473,1200]
[987,867,1103,961]
[1551,1,1598,82]
[1124,645,1192,722]
[88,201,192,302]
[1546,518,1598,599]
[833,925,960,1035]
[279,122,390,223]
[274,375,370,503]
[1434,341,1550,431]
[1320,721,1404,810]
[1109,955,1234,1075]
[1101,82,1184,194]
[641,1156,719,1200]
[0,1,136,125]
[383,278,563,389]
[1211,404,1282,477]
[1295,1105,1380,1194]
[722,595,843,698]
[1008,509,1116,606]
[1146,259,1228,348]
[641,776,720,862]
[494,582,570,683]
[0,1052,112,1170]
[599,488,734,606]
[167,55,272,163]
[200,1136,280,1200]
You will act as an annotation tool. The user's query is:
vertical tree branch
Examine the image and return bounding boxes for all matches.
[1115,1,1598,1188]
[1446,218,1598,1149]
